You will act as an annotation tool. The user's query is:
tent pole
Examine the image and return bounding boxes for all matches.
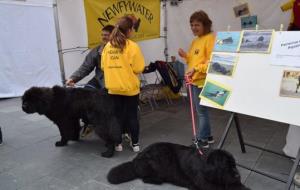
[162,0,168,63]
[53,0,66,85]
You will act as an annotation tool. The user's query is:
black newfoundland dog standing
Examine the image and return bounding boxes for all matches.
[22,86,121,158]
[107,142,251,190]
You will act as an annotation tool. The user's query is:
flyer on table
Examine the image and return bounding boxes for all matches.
[271,31,300,68]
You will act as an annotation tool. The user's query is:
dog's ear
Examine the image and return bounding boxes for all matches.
[204,150,241,185]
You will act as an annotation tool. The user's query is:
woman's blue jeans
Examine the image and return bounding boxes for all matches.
[190,85,211,141]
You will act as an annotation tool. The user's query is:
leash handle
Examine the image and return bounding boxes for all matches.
[185,75,203,155]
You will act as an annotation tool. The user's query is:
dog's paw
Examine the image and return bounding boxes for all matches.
[55,141,67,147]
[101,150,114,158]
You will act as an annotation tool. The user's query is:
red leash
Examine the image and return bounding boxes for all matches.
[185,75,203,155]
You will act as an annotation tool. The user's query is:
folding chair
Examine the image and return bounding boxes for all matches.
[140,70,172,110]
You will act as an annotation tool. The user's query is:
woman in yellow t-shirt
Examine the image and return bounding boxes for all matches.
[101,16,145,154]
[178,10,215,148]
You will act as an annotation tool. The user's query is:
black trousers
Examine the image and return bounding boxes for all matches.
[110,94,140,145]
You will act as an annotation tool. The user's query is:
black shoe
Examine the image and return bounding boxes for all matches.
[190,139,209,149]
[208,136,215,144]
[195,140,209,149]
[199,140,209,148]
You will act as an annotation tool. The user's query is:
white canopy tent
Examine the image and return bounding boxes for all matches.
[0,0,62,98]
[0,0,290,98]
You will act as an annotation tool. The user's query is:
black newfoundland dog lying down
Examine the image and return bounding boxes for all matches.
[107,142,251,190]
[22,86,121,158]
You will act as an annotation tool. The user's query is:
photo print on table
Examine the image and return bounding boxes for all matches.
[233,3,250,17]
[208,53,238,77]
[200,80,232,108]
[280,70,300,98]
[239,30,274,53]
[214,31,242,52]
[241,15,257,29]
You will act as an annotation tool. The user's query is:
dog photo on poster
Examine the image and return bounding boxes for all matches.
[280,70,300,98]
[239,30,274,53]
[241,15,257,29]
[208,53,238,77]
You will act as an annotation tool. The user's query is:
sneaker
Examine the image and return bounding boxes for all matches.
[197,140,209,149]
[207,136,215,144]
[132,144,140,152]
[115,144,123,152]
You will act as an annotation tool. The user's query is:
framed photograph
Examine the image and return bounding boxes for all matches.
[241,15,257,29]
[208,53,238,77]
[280,70,300,98]
[200,80,232,108]
[238,30,274,53]
[214,31,242,52]
[233,3,250,17]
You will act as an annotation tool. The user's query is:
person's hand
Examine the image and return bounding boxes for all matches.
[66,79,75,87]
[178,48,187,58]
[186,68,195,78]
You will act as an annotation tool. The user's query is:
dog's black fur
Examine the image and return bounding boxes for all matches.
[107,142,251,190]
[22,86,121,158]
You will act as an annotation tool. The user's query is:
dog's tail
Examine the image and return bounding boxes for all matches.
[107,161,137,184]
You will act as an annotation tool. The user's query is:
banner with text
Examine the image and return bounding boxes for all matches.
[84,0,161,48]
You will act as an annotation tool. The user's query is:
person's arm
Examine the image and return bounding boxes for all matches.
[101,46,107,71]
[179,42,194,77]
[195,35,215,74]
[178,42,193,64]
[131,45,145,74]
[69,46,100,83]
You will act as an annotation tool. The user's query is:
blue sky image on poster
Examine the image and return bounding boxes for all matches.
[214,31,241,52]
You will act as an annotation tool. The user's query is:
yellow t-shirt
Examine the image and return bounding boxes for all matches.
[185,33,215,87]
[281,0,295,24]
[101,39,145,96]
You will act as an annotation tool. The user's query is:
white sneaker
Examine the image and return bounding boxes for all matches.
[132,144,140,152]
[115,144,123,152]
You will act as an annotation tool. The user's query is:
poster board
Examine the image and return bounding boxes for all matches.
[201,31,300,126]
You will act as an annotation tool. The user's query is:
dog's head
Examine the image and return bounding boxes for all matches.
[22,86,54,114]
[203,149,242,186]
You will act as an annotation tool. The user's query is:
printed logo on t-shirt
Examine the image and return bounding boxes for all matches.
[194,49,200,55]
